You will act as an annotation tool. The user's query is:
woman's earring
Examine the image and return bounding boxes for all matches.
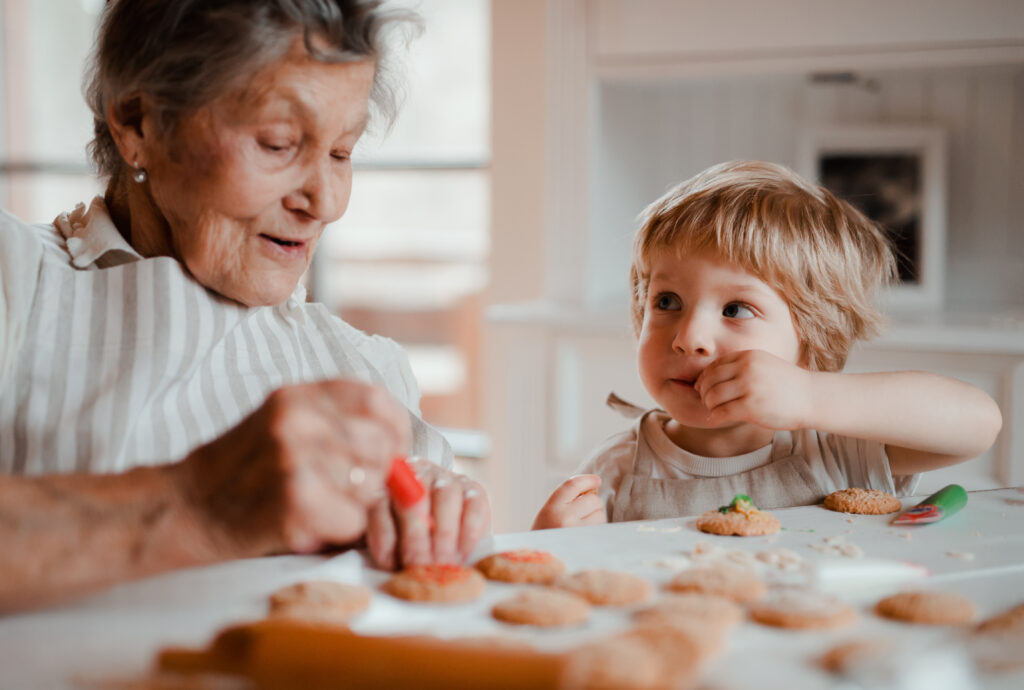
[132,161,148,184]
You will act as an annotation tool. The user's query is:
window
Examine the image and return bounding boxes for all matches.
[0,0,492,460]
[0,0,104,219]
[315,0,491,458]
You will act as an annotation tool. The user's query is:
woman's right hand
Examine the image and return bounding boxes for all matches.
[176,380,411,558]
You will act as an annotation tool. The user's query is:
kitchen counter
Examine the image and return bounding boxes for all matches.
[2,488,1022,689]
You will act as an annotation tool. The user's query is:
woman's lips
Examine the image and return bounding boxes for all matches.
[259,233,307,258]
[260,233,305,247]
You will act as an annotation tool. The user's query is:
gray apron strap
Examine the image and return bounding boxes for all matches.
[609,409,660,521]
[606,392,647,419]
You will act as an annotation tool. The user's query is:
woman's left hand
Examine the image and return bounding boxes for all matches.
[366,458,490,570]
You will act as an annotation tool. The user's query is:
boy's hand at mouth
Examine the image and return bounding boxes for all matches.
[693,349,816,430]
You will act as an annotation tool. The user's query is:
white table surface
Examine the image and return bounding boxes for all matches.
[2,487,1023,689]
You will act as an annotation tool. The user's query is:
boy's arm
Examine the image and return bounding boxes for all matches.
[697,351,1002,474]
[807,370,1002,474]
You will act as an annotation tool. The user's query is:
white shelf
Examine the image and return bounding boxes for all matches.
[488,300,1024,355]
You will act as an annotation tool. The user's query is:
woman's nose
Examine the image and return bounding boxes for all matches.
[673,312,712,356]
[284,158,345,222]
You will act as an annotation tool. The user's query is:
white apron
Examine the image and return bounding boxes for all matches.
[0,201,451,475]
[601,395,916,522]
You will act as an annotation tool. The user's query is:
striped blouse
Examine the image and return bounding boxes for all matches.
[0,198,452,475]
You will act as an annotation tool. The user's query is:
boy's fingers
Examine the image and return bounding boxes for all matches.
[567,494,606,524]
[579,508,608,525]
[552,474,602,503]
[701,379,745,410]
[706,399,751,426]
[570,488,600,505]
[695,362,738,396]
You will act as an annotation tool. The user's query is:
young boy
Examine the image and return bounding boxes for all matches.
[533,161,1002,529]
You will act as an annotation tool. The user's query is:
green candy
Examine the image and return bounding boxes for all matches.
[718,493,755,513]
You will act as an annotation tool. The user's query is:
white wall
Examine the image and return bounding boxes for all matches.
[591,65,1024,310]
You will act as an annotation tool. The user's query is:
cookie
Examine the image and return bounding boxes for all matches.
[554,569,652,606]
[616,624,704,688]
[819,639,891,674]
[666,564,765,603]
[268,580,372,625]
[967,634,1024,673]
[632,595,739,657]
[561,634,669,690]
[974,602,1024,634]
[446,635,535,651]
[384,564,486,603]
[632,593,743,631]
[823,488,902,515]
[875,590,975,625]
[475,549,566,584]
[748,587,857,629]
[968,602,1024,672]
[696,494,780,536]
[491,587,591,627]
[563,624,701,690]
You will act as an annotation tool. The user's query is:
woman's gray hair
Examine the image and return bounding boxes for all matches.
[85,0,419,180]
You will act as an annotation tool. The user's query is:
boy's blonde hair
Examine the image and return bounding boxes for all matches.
[629,161,897,373]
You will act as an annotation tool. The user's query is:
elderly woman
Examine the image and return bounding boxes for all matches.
[0,0,488,611]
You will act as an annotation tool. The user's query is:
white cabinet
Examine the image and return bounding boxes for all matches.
[591,0,1024,71]
[485,0,1024,532]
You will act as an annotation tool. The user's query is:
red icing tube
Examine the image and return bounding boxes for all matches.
[387,456,427,509]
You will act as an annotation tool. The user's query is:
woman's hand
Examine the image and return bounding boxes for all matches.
[532,474,606,530]
[177,380,410,558]
[366,458,490,570]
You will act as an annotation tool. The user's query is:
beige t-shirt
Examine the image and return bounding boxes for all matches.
[577,404,920,521]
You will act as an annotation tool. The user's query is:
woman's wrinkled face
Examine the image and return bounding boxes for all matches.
[144,43,374,306]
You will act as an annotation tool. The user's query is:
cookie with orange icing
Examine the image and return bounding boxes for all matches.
[476,549,566,584]
[384,564,486,603]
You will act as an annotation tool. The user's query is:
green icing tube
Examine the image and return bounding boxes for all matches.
[891,484,968,525]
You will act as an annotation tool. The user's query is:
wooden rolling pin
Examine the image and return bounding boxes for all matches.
[158,619,569,689]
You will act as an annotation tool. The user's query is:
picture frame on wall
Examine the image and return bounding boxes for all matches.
[796,125,947,312]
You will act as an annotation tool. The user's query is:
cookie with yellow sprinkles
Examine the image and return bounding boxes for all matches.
[695,494,781,537]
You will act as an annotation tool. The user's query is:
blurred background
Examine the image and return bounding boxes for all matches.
[3,0,1023,532]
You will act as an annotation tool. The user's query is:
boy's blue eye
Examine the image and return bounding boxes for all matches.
[654,293,680,310]
[723,302,755,319]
